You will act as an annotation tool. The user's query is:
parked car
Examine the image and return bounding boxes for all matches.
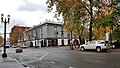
[5,45,10,48]
[12,45,18,48]
[20,45,28,49]
[80,40,111,52]
[111,41,120,48]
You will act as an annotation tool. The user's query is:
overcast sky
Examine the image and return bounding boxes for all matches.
[0,0,61,37]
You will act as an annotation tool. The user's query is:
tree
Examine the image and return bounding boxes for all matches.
[0,36,3,45]
[110,0,120,41]
[93,27,105,40]
[112,26,120,41]
[64,21,81,36]
[10,26,20,45]
[94,0,120,43]
[46,0,114,41]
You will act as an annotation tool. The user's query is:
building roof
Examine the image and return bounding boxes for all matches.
[28,21,63,31]
[11,25,31,33]
[13,25,31,29]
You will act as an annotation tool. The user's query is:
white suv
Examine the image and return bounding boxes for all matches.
[80,40,110,52]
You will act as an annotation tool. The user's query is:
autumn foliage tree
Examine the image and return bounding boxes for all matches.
[10,26,30,45]
[0,36,3,45]
[112,27,120,42]
[10,26,19,45]
[94,0,120,41]
[46,0,118,41]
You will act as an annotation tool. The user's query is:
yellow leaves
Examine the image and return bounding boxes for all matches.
[64,21,80,36]
[82,26,89,39]
[93,25,112,40]
[64,21,72,31]
[64,20,89,39]
[10,27,19,44]
[72,23,81,35]
[96,4,116,19]
[0,36,3,45]
[93,27,105,40]
[106,25,112,33]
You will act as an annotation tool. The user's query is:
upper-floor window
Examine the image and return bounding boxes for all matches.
[41,27,43,32]
[54,26,57,37]
[41,33,43,38]
[54,25,57,32]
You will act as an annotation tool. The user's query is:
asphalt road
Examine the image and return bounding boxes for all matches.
[1,47,120,68]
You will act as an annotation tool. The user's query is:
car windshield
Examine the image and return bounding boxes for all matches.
[97,41,105,44]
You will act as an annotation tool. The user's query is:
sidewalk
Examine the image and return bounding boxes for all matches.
[59,46,80,50]
[110,48,120,52]
[0,57,25,68]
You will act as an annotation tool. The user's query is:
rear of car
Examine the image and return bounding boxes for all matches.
[96,40,111,51]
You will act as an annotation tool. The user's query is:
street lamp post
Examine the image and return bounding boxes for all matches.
[1,14,10,58]
[61,26,64,46]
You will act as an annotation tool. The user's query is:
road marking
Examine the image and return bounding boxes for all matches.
[50,61,55,64]
[20,53,40,60]
[11,57,26,68]
[20,52,49,60]
[69,66,75,68]
[39,52,49,60]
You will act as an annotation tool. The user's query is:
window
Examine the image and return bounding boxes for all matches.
[98,41,104,44]
[54,26,57,37]
[97,40,105,44]
[54,26,57,32]
[41,33,43,38]
[41,27,43,32]
[90,41,95,44]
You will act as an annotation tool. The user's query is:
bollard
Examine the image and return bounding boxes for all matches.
[16,48,23,53]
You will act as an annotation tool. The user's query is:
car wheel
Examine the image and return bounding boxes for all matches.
[81,47,85,51]
[96,47,101,52]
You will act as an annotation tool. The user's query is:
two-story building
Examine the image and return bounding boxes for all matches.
[25,21,69,47]
[10,25,30,46]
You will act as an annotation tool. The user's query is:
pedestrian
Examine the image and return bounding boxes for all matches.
[105,32,109,46]
[30,41,33,47]
[70,40,74,50]
[73,39,77,48]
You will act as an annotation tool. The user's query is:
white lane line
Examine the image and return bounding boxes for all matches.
[20,52,49,60]
[20,53,40,60]
[39,52,49,60]
[41,52,46,55]
[69,66,75,68]
[10,57,26,68]
[50,61,55,64]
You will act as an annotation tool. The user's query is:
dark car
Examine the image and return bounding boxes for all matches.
[111,41,120,48]
[5,45,10,48]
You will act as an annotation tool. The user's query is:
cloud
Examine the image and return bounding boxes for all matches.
[17,0,47,12]
[0,0,61,38]
[0,18,26,33]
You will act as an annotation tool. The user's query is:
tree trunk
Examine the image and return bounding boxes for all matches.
[89,0,93,41]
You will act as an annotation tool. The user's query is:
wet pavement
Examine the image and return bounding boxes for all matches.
[1,47,120,68]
